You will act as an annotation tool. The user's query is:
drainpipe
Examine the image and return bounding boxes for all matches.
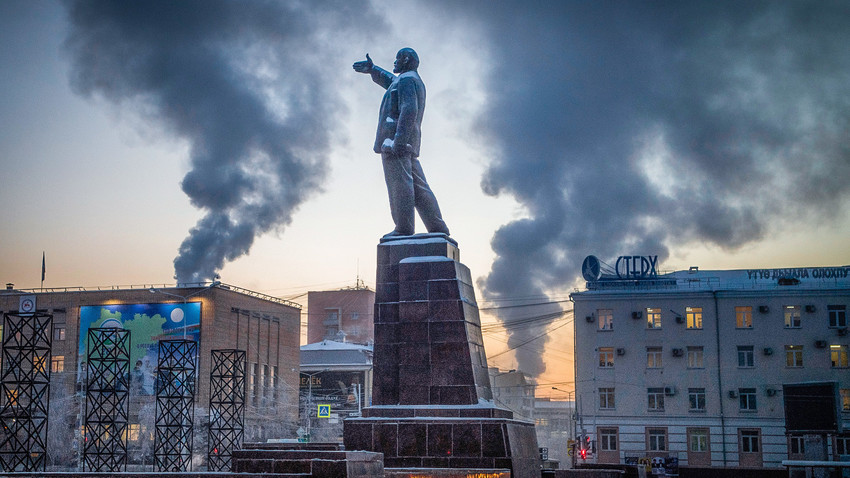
[713,292,728,466]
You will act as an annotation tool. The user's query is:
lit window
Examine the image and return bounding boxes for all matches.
[689,429,709,452]
[687,346,704,368]
[740,429,760,453]
[51,355,64,373]
[832,345,849,368]
[128,423,141,441]
[737,346,754,368]
[647,428,667,451]
[599,428,617,451]
[599,387,615,409]
[828,305,847,328]
[736,306,752,328]
[688,388,706,411]
[34,355,47,373]
[598,309,613,331]
[53,326,66,341]
[598,347,614,368]
[739,388,757,411]
[841,389,850,412]
[646,347,663,369]
[784,305,801,328]
[785,345,803,367]
[646,308,662,329]
[686,307,703,329]
[647,388,665,411]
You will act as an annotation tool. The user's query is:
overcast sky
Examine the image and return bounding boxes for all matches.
[2,1,848,388]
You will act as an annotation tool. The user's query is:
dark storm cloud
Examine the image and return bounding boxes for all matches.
[437,1,850,376]
[63,0,382,283]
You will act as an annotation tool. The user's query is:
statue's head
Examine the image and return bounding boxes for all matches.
[393,47,419,73]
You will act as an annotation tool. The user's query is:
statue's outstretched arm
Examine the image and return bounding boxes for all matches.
[353,53,393,89]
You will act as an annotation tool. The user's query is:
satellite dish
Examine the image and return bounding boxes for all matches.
[582,255,602,281]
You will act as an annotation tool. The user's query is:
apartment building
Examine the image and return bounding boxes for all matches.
[572,257,849,469]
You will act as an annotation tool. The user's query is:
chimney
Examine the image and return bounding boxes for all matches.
[5,283,13,290]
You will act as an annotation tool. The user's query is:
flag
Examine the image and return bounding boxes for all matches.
[41,252,46,282]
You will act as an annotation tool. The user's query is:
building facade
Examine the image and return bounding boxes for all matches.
[299,340,373,443]
[572,259,850,469]
[0,282,301,469]
[306,287,375,345]
[535,397,576,469]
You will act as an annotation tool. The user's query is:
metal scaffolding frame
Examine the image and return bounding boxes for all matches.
[0,312,52,472]
[83,327,131,472]
[207,349,246,471]
[153,339,197,472]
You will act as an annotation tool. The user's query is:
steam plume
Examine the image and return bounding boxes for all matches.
[437,1,850,376]
[63,0,381,283]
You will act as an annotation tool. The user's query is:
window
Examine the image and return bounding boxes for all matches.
[599,428,618,451]
[736,306,753,328]
[687,346,704,368]
[647,428,667,451]
[324,308,341,338]
[599,387,615,409]
[688,388,706,411]
[784,305,801,328]
[740,429,760,453]
[837,436,850,455]
[34,355,47,373]
[831,345,849,368]
[737,346,754,368]
[599,347,614,368]
[841,389,850,412]
[53,326,66,341]
[50,355,64,373]
[686,307,703,329]
[828,305,847,328]
[272,366,279,399]
[647,388,665,411]
[128,423,141,442]
[689,428,709,452]
[646,307,661,329]
[789,436,805,455]
[688,428,711,466]
[739,388,757,411]
[786,345,803,367]
[351,312,360,320]
[646,347,663,368]
[598,309,613,331]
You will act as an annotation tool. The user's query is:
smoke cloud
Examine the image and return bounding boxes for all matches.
[435,1,850,376]
[63,0,382,283]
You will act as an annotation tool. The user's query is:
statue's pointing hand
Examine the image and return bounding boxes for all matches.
[353,54,373,73]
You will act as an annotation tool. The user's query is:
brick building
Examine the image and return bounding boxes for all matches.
[306,286,375,345]
[0,282,301,468]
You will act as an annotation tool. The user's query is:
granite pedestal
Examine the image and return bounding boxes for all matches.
[344,234,540,478]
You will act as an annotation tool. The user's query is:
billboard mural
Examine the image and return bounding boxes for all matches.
[78,302,201,395]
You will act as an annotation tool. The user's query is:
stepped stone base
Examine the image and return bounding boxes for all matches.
[345,411,538,477]
[231,443,383,477]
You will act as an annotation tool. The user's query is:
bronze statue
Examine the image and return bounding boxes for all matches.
[353,48,450,238]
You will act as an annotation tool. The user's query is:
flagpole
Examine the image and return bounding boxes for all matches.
[41,252,45,289]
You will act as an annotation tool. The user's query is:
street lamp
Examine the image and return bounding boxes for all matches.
[552,387,577,466]
[148,281,220,338]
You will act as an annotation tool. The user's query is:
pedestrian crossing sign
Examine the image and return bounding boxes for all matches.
[317,404,331,418]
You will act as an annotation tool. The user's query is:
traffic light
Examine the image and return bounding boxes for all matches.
[580,448,587,459]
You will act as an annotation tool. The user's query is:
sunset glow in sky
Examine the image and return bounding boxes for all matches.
[2,1,848,394]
